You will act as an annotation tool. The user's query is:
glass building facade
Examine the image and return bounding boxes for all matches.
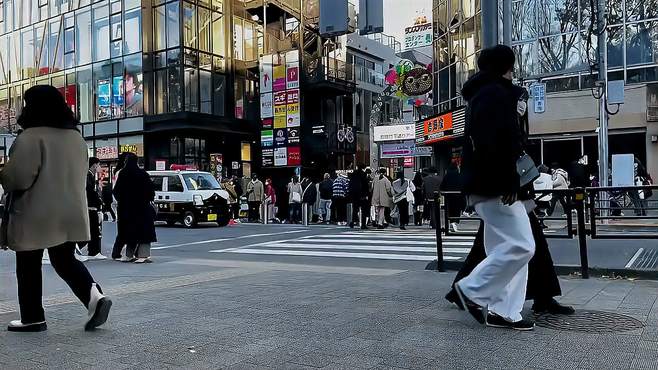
[511,0,658,91]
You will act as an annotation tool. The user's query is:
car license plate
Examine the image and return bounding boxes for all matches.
[207,214,218,221]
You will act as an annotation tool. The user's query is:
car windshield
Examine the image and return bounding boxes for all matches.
[182,173,221,191]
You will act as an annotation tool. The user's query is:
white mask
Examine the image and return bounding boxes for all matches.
[517,101,528,116]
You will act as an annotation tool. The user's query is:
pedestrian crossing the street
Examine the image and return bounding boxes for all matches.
[211,230,475,262]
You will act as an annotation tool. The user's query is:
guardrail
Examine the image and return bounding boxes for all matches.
[431,185,658,279]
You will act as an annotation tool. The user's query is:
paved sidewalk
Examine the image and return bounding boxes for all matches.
[1,260,657,369]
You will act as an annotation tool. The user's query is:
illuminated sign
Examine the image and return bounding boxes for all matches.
[416,107,466,145]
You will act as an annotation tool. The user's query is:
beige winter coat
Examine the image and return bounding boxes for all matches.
[0,127,91,251]
[247,179,265,202]
[371,176,393,208]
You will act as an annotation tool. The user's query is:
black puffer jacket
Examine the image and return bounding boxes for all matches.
[460,72,524,197]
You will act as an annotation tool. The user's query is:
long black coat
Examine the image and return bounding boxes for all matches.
[460,72,524,197]
[113,165,157,244]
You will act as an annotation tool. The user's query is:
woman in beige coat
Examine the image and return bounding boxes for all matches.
[0,85,112,332]
[371,168,393,229]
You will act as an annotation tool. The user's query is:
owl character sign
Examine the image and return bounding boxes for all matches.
[401,67,433,96]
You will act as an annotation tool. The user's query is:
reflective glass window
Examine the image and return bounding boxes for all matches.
[93,4,110,62]
[49,18,63,72]
[212,73,225,116]
[36,22,48,75]
[77,65,93,123]
[198,6,211,53]
[76,9,92,65]
[200,69,211,113]
[154,5,166,51]
[626,21,658,66]
[167,1,179,48]
[537,33,580,73]
[154,68,167,114]
[512,0,535,41]
[537,0,578,36]
[124,6,141,53]
[212,12,225,56]
[514,42,536,78]
[169,67,181,112]
[183,2,196,48]
[626,0,658,22]
[184,66,198,112]
[608,25,624,68]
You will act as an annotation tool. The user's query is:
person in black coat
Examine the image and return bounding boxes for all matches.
[101,181,116,222]
[113,153,156,263]
[422,168,442,228]
[349,164,371,229]
[79,157,105,258]
[440,162,465,232]
[412,172,424,225]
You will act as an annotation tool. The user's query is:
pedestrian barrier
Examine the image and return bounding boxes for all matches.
[431,185,658,279]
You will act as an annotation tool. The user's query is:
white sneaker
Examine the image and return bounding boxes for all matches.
[7,320,47,332]
[74,253,88,262]
[450,223,459,232]
[88,254,108,261]
[134,258,149,264]
[85,283,112,331]
[120,256,136,262]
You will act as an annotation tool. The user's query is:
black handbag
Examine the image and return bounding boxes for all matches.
[517,153,540,188]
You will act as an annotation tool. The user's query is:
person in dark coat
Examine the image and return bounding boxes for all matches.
[568,156,589,189]
[349,164,371,229]
[101,180,116,222]
[412,172,424,226]
[422,168,442,228]
[113,153,156,263]
[111,152,129,260]
[79,157,105,259]
[440,162,465,232]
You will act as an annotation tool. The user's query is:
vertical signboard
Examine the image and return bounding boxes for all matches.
[532,83,546,114]
[259,50,302,167]
[404,22,433,50]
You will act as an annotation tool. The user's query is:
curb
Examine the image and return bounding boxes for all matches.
[425,260,658,280]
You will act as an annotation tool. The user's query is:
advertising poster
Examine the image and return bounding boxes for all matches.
[274,91,287,117]
[274,147,287,166]
[288,128,300,144]
[287,147,301,166]
[261,130,273,148]
[97,79,111,120]
[262,149,274,166]
[286,89,300,127]
[273,128,288,148]
[274,116,287,129]
[112,76,124,117]
[404,23,432,50]
[286,50,300,89]
[259,55,273,93]
[260,93,273,118]
[273,64,286,92]
[262,117,273,129]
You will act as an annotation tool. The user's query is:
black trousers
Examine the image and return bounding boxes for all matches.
[102,204,116,221]
[351,199,369,228]
[248,201,261,222]
[16,242,96,323]
[446,213,562,304]
[80,210,101,256]
[396,199,409,226]
[111,235,124,259]
[333,197,347,223]
[231,203,241,220]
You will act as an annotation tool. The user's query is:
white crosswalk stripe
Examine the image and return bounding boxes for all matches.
[211,230,475,262]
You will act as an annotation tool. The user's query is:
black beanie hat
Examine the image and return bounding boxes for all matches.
[477,45,516,76]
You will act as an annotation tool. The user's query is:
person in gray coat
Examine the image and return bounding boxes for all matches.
[0,85,112,332]
[371,169,393,229]
[246,173,265,222]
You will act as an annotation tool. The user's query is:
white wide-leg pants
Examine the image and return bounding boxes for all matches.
[458,198,535,322]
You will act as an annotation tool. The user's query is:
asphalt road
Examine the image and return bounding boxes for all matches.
[0,221,656,305]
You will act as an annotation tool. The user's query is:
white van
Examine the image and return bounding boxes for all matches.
[148,171,230,228]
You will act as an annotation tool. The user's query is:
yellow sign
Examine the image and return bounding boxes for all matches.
[274,105,287,117]
[274,116,287,129]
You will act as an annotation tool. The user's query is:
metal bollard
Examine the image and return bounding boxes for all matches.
[263,202,269,225]
[434,191,445,272]
[575,189,590,279]
[302,204,309,226]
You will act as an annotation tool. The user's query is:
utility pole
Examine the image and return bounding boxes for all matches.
[596,0,609,193]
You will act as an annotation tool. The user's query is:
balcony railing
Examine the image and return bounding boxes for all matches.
[355,65,385,87]
[304,55,356,87]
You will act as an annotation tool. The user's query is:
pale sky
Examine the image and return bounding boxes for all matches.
[356,0,433,43]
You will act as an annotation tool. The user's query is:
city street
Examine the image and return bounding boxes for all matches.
[0,222,657,369]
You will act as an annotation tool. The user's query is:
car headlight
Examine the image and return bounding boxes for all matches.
[193,194,204,206]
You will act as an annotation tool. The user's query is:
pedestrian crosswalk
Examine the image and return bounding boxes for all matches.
[211,230,475,262]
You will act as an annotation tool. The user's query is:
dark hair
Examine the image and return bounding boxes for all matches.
[477,45,516,76]
[123,152,139,169]
[17,85,79,130]
[89,157,101,168]
[116,152,129,172]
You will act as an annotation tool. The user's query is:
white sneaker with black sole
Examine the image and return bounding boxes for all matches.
[486,312,535,331]
[85,283,112,331]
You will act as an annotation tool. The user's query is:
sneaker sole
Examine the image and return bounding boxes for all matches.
[486,322,535,331]
[454,283,486,325]
[85,298,112,331]
[7,322,47,332]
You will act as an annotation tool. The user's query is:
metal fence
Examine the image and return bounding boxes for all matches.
[433,185,658,279]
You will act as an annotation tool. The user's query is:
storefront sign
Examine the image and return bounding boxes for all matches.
[155,160,166,171]
[96,146,118,160]
[286,50,300,89]
[373,124,416,142]
[403,157,414,167]
[260,93,273,118]
[380,141,434,158]
[209,153,223,179]
[273,65,286,91]
[119,143,144,156]
[532,83,546,113]
[287,89,300,127]
[262,149,274,166]
[288,128,300,144]
[287,147,301,166]
[274,91,287,117]
[274,147,287,166]
[262,117,273,129]
[259,55,273,93]
[232,161,240,170]
[404,23,432,50]
[274,129,288,147]
[416,107,466,145]
[274,116,287,129]
[261,130,273,148]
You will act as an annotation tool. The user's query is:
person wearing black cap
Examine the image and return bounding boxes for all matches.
[452,45,536,331]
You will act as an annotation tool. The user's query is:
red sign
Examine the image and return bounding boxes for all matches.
[286,90,300,104]
[287,146,301,166]
[96,146,118,160]
[287,67,299,85]
[403,157,414,168]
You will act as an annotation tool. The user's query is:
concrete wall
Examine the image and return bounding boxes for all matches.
[528,85,658,179]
